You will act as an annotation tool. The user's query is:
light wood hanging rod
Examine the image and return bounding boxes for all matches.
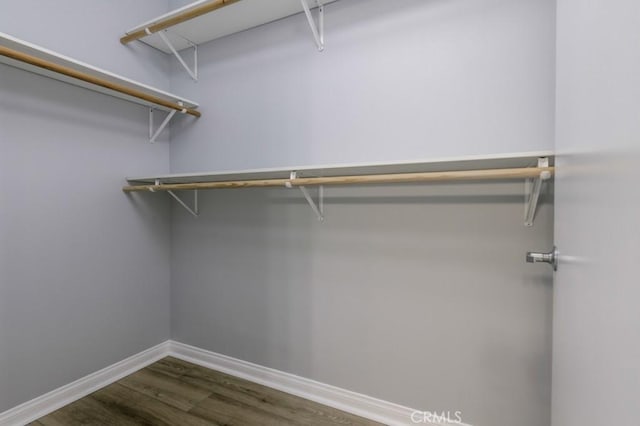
[0,46,201,118]
[123,166,555,193]
[120,0,241,44]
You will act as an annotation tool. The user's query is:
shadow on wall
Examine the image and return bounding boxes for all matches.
[180,0,511,67]
[0,64,148,141]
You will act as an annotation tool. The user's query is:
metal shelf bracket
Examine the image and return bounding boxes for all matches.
[300,0,325,51]
[149,107,180,143]
[150,179,199,217]
[154,29,198,81]
[524,157,551,227]
[287,171,324,221]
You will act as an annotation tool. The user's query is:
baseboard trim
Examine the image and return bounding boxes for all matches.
[1,340,473,426]
[168,340,471,426]
[0,341,170,426]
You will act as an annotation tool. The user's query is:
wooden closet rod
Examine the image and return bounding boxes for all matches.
[0,46,201,117]
[123,166,555,192]
[120,0,241,44]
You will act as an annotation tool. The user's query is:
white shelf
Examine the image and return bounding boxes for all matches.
[126,151,555,185]
[123,0,338,53]
[125,152,554,224]
[0,32,199,114]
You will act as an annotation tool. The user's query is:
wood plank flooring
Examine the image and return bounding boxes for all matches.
[33,357,384,426]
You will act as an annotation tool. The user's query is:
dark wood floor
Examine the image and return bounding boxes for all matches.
[31,357,383,426]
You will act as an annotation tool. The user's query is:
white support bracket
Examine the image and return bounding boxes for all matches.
[300,0,325,51]
[149,108,180,143]
[149,179,199,217]
[167,189,199,217]
[524,157,551,227]
[154,29,198,81]
[287,171,324,221]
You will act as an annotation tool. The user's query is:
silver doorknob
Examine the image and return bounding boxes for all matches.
[526,246,558,271]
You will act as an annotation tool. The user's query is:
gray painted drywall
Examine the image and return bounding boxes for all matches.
[171,185,553,426]
[168,1,555,425]
[0,0,172,412]
[169,0,555,172]
[553,0,640,425]
[0,0,171,88]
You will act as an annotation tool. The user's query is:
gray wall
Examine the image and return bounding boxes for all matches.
[0,0,172,412]
[169,1,556,425]
[169,0,555,172]
[172,186,553,426]
[553,0,640,424]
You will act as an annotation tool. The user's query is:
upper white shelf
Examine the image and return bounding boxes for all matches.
[121,0,337,53]
[0,32,199,116]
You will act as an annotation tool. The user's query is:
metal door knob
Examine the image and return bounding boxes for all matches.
[526,246,558,271]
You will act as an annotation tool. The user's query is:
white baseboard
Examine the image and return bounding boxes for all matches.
[0,340,473,426]
[168,341,472,426]
[0,341,171,426]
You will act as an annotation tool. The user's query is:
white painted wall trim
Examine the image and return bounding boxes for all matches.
[0,340,473,426]
[168,341,473,426]
[0,342,171,426]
